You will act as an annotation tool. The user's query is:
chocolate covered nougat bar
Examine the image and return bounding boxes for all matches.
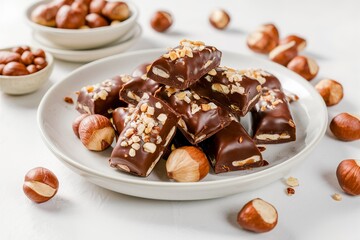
[156,86,232,144]
[76,75,130,117]
[147,39,222,90]
[190,66,262,116]
[252,89,296,144]
[109,94,179,177]
[200,121,264,174]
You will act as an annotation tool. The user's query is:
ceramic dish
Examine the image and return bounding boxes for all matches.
[37,49,327,200]
[25,0,138,50]
[31,24,141,62]
[0,47,54,95]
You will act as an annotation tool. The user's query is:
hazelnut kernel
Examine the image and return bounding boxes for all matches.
[315,79,343,106]
[23,167,59,203]
[209,9,230,30]
[287,55,319,81]
[150,11,173,32]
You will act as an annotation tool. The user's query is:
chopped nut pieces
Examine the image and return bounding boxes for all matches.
[64,96,74,104]
[286,176,299,187]
[332,193,342,201]
[286,187,295,196]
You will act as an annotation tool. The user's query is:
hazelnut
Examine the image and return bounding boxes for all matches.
[2,62,29,76]
[26,64,38,74]
[330,113,360,141]
[51,0,75,8]
[78,114,115,151]
[85,13,108,28]
[209,9,230,30]
[336,159,360,195]
[280,35,307,51]
[11,47,25,55]
[102,1,130,21]
[34,57,48,70]
[0,64,5,75]
[287,55,319,80]
[71,1,88,15]
[150,11,173,33]
[33,49,46,58]
[256,23,280,44]
[247,31,278,54]
[0,51,21,64]
[20,51,34,66]
[31,4,59,27]
[89,0,106,14]
[237,198,278,233]
[55,5,86,29]
[315,79,343,106]
[166,146,210,182]
[75,0,91,6]
[269,41,298,66]
[23,167,59,203]
[72,114,90,138]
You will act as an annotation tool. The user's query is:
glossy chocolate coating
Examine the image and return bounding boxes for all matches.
[190,66,262,117]
[76,75,131,117]
[119,75,163,105]
[109,94,179,177]
[200,121,264,174]
[240,69,282,90]
[112,106,135,134]
[147,40,222,90]
[252,89,296,144]
[156,86,232,144]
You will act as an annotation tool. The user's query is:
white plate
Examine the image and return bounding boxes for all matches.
[37,49,327,200]
[31,24,142,63]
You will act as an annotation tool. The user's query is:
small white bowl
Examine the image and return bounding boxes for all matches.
[0,47,54,95]
[25,0,138,50]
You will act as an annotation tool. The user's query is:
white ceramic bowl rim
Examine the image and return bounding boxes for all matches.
[25,0,138,33]
[37,49,328,188]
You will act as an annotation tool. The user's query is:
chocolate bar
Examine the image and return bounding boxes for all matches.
[156,86,232,144]
[251,89,296,144]
[119,74,163,105]
[190,66,262,116]
[109,94,179,177]
[239,69,282,90]
[200,121,264,174]
[76,75,131,117]
[112,106,136,134]
[147,39,222,90]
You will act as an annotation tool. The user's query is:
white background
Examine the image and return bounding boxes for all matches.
[1,0,359,239]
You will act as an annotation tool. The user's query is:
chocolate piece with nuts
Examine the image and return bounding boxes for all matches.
[112,106,136,134]
[251,89,296,144]
[200,121,264,174]
[240,68,282,90]
[190,66,262,117]
[156,86,232,144]
[147,39,222,90]
[76,75,130,117]
[109,94,180,177]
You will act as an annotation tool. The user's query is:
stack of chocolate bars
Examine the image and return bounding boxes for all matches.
[75,39,297,177]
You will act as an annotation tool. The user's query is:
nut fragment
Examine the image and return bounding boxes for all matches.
[285,176,299,187]
[166,146,210,182]
[150,11,173,32]
[237,198,278,233]
[280,35,307,51]
[332,193,342,201]
[336,159,360,195]
[23,167,59,203]
[269,41,298,66]
[330,113,360,141]
[209,9,230,30]
[286,187,295,196]
[247,31,278,54]
[78,114,115,151]
[287,55,319,81]
[315,79,343,106]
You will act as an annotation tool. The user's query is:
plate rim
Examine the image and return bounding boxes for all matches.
[37,49,328,188]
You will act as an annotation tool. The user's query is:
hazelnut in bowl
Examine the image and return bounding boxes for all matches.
[25,0,139,50]
[0,46,54,95]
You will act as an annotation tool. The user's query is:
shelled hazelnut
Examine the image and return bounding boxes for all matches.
[336,159,360,195]
[23,167,59,203]
[256,23,280,44]
[209,9,230,30]
[280,35,307,51]
[150,11,173,32]
[269,41,298,66]
[287,55,319,81]
[247,31,278,54]
[330,113,360,141]
[166,146,210,182]
[237,198,278,233]
[315,79,343,106]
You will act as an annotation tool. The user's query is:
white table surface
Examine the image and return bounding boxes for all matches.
[1,0,359,239]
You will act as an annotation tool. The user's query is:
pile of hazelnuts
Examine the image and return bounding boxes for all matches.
[31,0,130,29]
[0,46,47,76]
